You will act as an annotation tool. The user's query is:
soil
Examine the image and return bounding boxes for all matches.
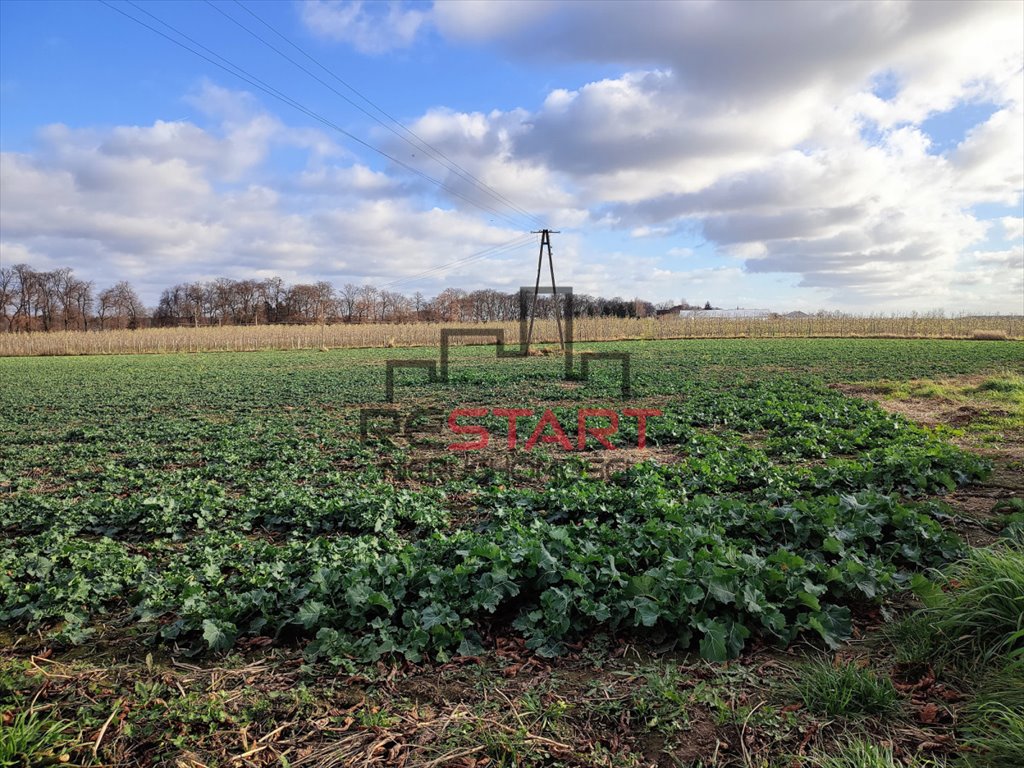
[833,381,1024,548]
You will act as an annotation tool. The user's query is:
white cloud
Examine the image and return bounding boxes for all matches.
[4,1,1023,312]
[382,106,588,228]
[432,0,554,42]
[410,0,1021,308]
[295,164,405,196]
[300,0,429,54]
[0,101,527,303]
[630,226,671,239]
[303,1,1022,312]
[951,106,1024,205]
[1002,217,1024,243]
[951,246,1024,312]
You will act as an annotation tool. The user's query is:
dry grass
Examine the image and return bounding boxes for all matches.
[1,315,1022,356]
[971,329,1010,341]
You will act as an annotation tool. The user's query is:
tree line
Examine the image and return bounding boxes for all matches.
[0,264,691,332]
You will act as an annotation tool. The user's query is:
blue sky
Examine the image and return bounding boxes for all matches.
[1,0,1022,312]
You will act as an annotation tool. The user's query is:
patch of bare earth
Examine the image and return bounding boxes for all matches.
[834,382,1023,546]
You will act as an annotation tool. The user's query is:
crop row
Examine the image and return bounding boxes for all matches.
[2,363,992,663]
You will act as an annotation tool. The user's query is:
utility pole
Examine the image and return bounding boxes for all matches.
[526,228,564,349]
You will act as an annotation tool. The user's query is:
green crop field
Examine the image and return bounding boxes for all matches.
[2,338,1023,767]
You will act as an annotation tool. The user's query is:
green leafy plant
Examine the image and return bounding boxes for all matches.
[0,342,1011,665]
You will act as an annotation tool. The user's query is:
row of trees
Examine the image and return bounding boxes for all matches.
[1,264,691,332]
[0,264,146,332]
[153,277,670,326]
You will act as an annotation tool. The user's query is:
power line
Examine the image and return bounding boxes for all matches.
[116,0,523,229]
[98,0,528,230]
[98,1,545,292]
[208,0,545,231]
[229,0,544,229]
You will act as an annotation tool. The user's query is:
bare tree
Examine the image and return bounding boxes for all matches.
[0,266,15,332]
[99,281,145,329]
[119,282,146,328]
[185,282,208,327]
[286,284,318,323]
[97,287,115,331]
[340,283,359,323]
[51,268,89,330]
[434,288,467,322]
[390,291,413,322]
[154,285,183,327]
[69,278,93,330]
[356,284,378,322]
[312,281,335,324]
[7,264,46,331]
[210,278,239,326]
[233,279,262,325]
[377,289,393,321]
[0,263,678,333]
[31,270,58,330]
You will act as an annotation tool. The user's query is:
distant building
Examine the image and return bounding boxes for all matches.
[676,308,773,319]
[655,304,688,317]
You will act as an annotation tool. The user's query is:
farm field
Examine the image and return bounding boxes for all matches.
[2,338,1023,767]
[1,314,1022,357]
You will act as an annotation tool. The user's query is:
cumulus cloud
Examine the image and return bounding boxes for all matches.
[0,97,527,302]
[436,1,1013,104]
[380,106,588,228]
[5,1,1023,312]
[400,0,1022,309]
[294,164,407,197]
[300,0,429,54]
[1002,217,1024,243]
[951,106,1024,205]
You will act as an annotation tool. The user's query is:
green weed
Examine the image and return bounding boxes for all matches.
[961,657,1024,768]
[974,372,1024,397]
[808,738,936,768]
[793,659,901,718]
[921,545,1024,667]
[883,612,937,666]
[0,659,34,702]
[0,710,74,768]
[628,667,695,732]
[911,382,952,399]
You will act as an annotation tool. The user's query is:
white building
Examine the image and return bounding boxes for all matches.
[677,308,773,319]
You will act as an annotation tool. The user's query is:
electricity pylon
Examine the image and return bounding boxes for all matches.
[526,228,564,349]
